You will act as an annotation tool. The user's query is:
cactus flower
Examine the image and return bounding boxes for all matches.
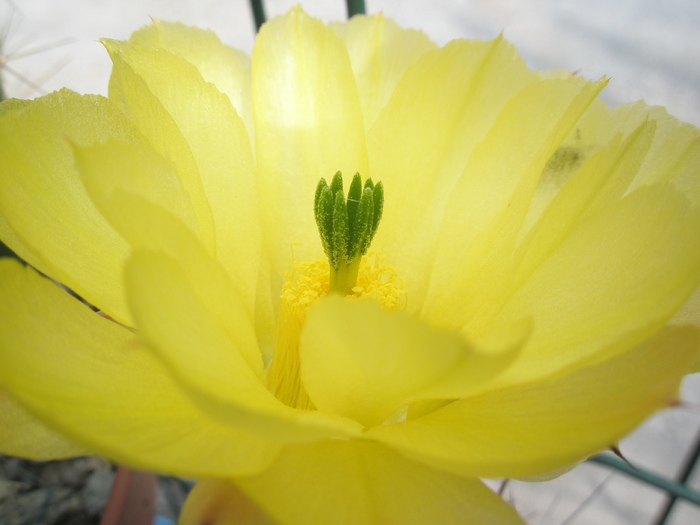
[1,6,699,524]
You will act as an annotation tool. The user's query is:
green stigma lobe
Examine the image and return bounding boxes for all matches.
[314,171,384,294]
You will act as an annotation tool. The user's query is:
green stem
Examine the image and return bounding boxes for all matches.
[587,454,700,506]
[345,0,366,18]
[249,0,266,32]
[330,258,361,295]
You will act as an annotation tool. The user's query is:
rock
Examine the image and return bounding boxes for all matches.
[0,455,112,525]
[83,466,115,516]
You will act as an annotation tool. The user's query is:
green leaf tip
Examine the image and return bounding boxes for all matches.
[314,171,384,294]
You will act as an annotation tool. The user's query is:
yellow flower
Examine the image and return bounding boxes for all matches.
[1,6,700,524]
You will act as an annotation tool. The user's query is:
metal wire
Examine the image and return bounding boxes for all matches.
[346,0,366,17]
[588,454,700,507]
[249,0,266,32]
[653,430,700,525]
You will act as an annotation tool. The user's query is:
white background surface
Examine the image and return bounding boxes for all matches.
[2,1,700,523]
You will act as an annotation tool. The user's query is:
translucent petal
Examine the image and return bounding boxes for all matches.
[331,14,437,129]
[365,37,539,310]
[300,296,525,427]
[128,20,254,139]
[233,440,525,525]
[514,120,656,282]
[126,249,263,383]
[0,89,134,322]
[0,259,280,477]
[368,326,698,479]
[0,392,89,460]
[122,235,362,442]
[572,100,700,200]
[521,99,700,227]
[75,139,201,241]
[421,75,605,328]
[489,184,700,386]
[252,7,368,280]
[104,37,261,308]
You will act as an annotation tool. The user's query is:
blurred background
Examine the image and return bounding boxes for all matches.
[1,1,699,524]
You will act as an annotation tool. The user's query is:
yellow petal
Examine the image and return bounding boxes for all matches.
[675,287,700,372]
[0,392,89,460]
[104,36,261,308]
[126,249,263,384]
[252,6,368,277]
[180,479,275,525]
[75,138,201,241]
[300,296,525,427]
[573,100,700,199]
[0,89,134,322]
[674,286,700,330]
[366,36,538,310]
[515,120,656,282]
[129,20,254,139]
[232,441,524,525]
[491,183,700,386]
[368,326,698,479]
[73,175,361,441]
[0,258,281,477]
[331,14,437,129]
[421,75,605,328]
[123,238,362,443]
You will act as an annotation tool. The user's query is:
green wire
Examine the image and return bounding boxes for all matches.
[588,454,700,506]
[249,0,266,32]
[346,0,366,17]
[653,431,700,525]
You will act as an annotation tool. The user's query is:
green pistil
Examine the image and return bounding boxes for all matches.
[314,171,384,294]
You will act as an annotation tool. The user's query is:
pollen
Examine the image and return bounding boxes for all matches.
[281,251,405,312]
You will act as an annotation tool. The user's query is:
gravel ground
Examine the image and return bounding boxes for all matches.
[0,455,191,524]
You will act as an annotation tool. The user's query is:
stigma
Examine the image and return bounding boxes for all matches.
[314,172,384,294]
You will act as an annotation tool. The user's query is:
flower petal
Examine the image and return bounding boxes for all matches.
[231,441,524,525]
[252,7,369,277]
[75,139,201,242]
[126,248,263,382]
[0,90,134,322]
[104,36,260,309]
[128,20,254,139]
[490,183,700,386]
[331,14,437,129]
[119,217,362,442]
[514,120,656,283]
[366,36,538,308]
[573,100,700,199]
[420,75,605,328]
[0,392,89,460]
[300,296,525,427]
[675,287,700,331]
[0,258,281,477]
[367,326,698,479]
[180,479,275,525]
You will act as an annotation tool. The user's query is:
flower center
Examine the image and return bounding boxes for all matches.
[266,172,400,410]
[266,253,404,410]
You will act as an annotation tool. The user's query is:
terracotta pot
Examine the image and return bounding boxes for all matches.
[100,466,156,525]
